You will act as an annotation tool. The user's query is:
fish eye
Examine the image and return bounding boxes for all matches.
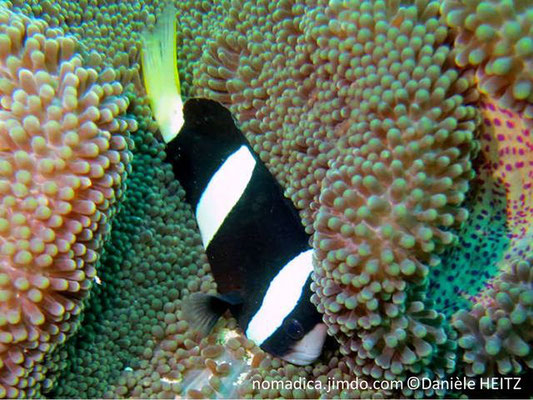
[284,318,305,340]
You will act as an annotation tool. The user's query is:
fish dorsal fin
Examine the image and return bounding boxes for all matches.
[140,5,184,143]
[182,292,243,336]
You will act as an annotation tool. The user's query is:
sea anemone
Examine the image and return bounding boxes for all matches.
[0,7,133,397]
[1,0,531,398]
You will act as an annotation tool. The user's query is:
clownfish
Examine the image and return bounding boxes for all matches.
[140,7,327,365]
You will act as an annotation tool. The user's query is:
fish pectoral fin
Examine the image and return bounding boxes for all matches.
[217,291,244,306]
[182,292,237,336]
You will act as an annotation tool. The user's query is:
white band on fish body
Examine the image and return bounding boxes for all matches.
[196,145,256,248]
[246,249,314,345]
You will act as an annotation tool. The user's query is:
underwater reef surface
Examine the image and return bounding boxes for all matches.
[0,0,531,398]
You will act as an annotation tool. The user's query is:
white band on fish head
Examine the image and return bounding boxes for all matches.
[196,145,256,248]
[246,249,314,345]
[281,323,327,365]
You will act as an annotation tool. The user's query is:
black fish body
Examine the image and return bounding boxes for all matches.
[166,99,327,365]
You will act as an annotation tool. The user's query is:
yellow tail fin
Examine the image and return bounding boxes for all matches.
[141,6,184,143]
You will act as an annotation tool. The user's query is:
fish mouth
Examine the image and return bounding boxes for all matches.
[280,323,328,366]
